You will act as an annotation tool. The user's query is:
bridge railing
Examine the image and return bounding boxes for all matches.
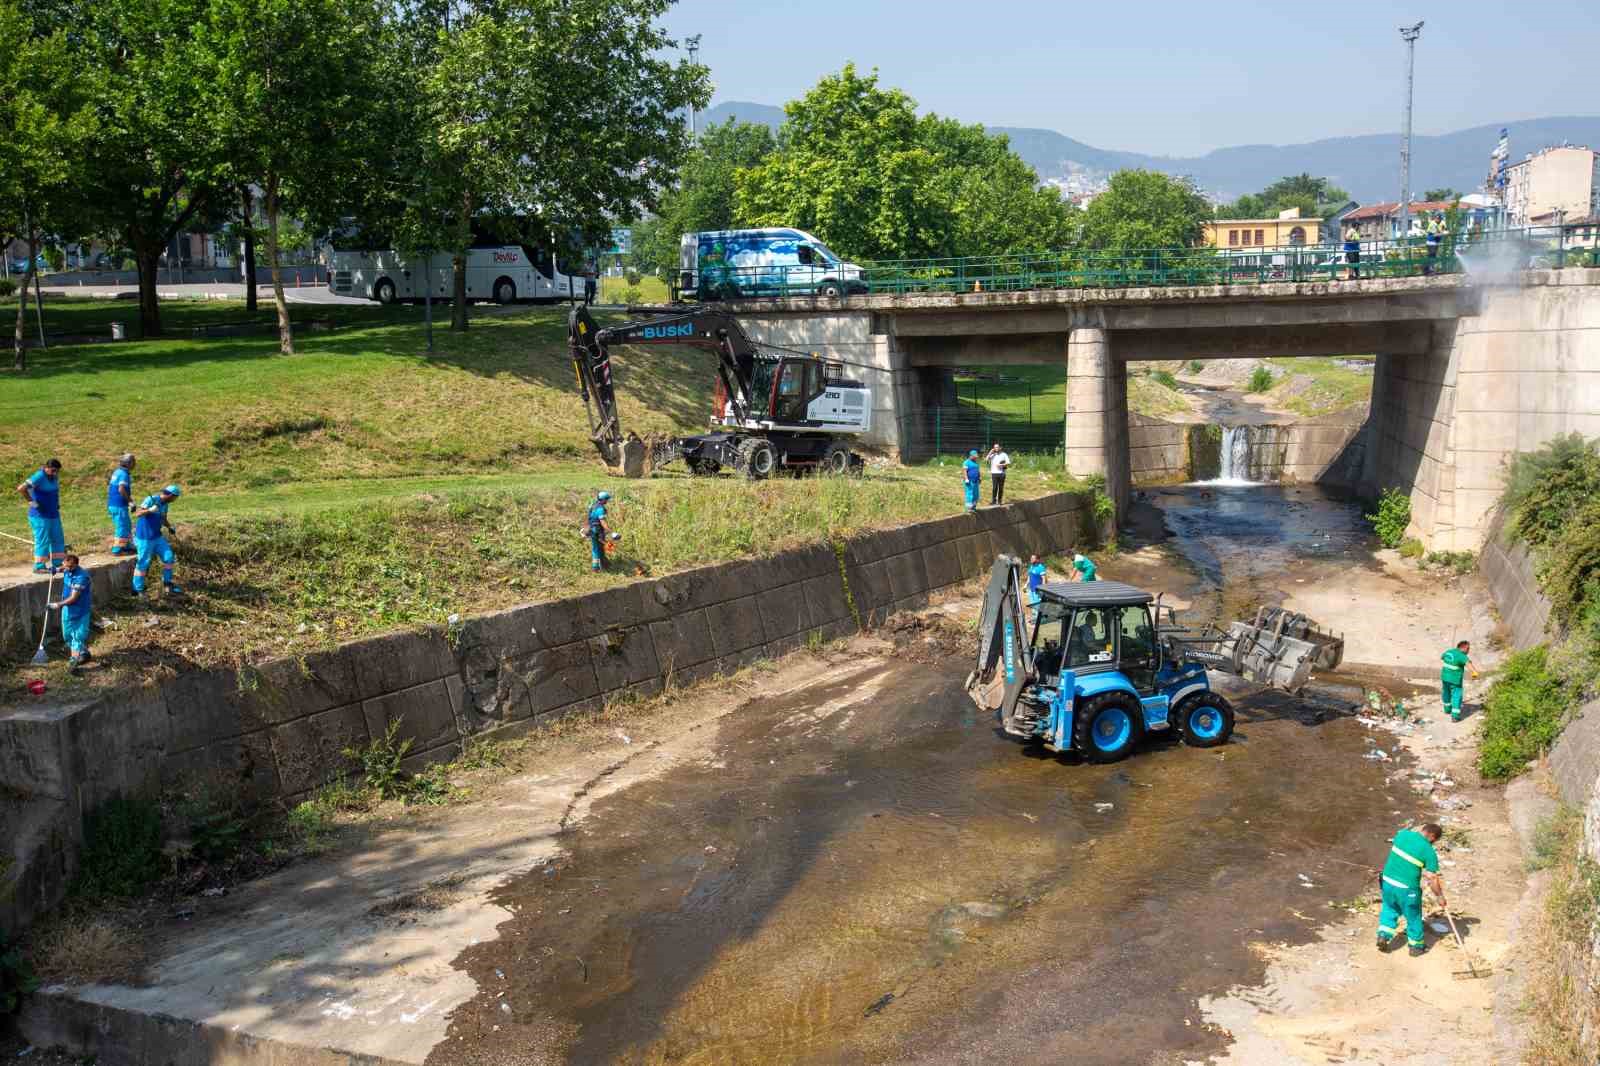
[861,225,1587,295]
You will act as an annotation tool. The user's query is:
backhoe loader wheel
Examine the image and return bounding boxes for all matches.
[821,441,853,475]
[1174,691,1234,748]
[1072,692,1144,763]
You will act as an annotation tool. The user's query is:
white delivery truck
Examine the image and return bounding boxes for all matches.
[677,227,867,301]
[328,236,588,305]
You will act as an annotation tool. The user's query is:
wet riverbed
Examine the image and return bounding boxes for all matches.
[431,487,1424,1066]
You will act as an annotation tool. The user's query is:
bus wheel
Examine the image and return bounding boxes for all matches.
[494,278,515,304]
[374,278,396,304]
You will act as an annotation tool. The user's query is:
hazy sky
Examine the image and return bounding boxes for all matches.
[660,0,1599,156]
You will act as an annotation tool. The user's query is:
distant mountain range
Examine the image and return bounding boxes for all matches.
[700,101,1600,203]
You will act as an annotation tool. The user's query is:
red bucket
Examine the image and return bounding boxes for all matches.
[27,679,46,695]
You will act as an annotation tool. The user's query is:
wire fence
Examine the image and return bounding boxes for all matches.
[898,407,1065,460]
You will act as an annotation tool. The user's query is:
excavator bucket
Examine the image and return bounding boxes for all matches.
[966,556,1032,721]
[617,437,646,478]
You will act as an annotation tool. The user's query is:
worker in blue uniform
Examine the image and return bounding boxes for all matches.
[48,553,93,673]
[962,449,981,512]
[586,490,615,571]
[1026,554,1048,610]
[17,457,65,573]
[132,484,182,597]
[107,453,135,556]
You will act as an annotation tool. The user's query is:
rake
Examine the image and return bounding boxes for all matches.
[1443,905,1492,980]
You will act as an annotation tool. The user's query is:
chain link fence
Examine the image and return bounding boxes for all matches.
[898,407,1064,460]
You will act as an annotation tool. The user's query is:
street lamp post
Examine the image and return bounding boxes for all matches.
[1398,21,1424,240]
[686,34,702,137]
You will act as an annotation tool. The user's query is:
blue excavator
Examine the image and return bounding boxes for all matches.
[966,556,1343,763]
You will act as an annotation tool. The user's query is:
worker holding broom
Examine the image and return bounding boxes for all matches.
[1377,822,1447,957]
[46,553,93,674]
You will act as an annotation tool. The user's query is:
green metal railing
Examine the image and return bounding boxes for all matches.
[899,408,1064,460]
[677,224,1595,302]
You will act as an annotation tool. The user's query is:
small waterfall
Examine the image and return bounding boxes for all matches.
[1218,425,1253,482]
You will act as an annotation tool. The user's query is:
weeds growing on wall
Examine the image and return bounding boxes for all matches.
[70,797,166,901]
[1365,487,1411,549]
[1521,807,1600,1066]
[1478,646,1572,779]
[1502,432,1600,551]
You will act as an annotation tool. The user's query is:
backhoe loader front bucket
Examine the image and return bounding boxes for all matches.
[617,437,647,478]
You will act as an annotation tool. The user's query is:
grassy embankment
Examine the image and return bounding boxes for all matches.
[953,363,1191,425]
[0,298,1084,696]
[1464,434,1600,1064]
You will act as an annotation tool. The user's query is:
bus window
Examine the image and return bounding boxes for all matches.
[528,246,553,279]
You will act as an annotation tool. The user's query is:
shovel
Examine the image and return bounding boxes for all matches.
[1443,904,1491,980]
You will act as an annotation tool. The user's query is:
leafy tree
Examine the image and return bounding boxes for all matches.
[1219,173,1350,220]
[631,119,775,281]
[397,0,708,331]
[76,0,218,338]
[197,0,386,353]
[0,0,96,369]
[1423,187,1462,203]
[1080,169,1212,253]
[735,65,1076,261]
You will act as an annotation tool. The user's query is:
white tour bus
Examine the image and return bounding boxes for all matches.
[328,230,588,305]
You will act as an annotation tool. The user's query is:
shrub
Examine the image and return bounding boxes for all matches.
[1186,360,1204,373]
[1422,549,1476,575]
[1365,487,1412,548]
[0,279,14,298]
[1503,433,1600,550]
[1150,369,1178,389]
[345,718,412,801]
[1479,646,1571,779]
[1539,501,1600,626]
[625,270,641,286]
[1246,366,1274,393]
[72,797,165,900]
[1398,537,1424,558]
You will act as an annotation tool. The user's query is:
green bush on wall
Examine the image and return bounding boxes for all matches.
[1365,487,1411,548]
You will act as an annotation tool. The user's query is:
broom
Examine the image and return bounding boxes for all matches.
[32,571,55,665]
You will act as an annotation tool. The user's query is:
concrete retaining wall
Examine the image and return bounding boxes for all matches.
[0,491,1094,932]
[1128,414,1189,483]
[1478,511,1553,650]
[1128,413,1367,487]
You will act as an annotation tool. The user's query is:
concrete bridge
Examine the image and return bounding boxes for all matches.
[728,269,1600,552]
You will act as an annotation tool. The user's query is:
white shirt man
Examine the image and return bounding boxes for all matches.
[987,445,1011,506]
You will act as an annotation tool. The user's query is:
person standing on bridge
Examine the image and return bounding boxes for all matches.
[1440,639,1480,722]
[962,450,981,513]
[1343,225,1362,280]
[1424,213,1444,276]
[17,458,65,573]
[987,443,1011,505]
[1377,822,1447,957]
[107,453,135,556]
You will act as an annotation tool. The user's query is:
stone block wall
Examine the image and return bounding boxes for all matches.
[1,557,136,657]
[0,491,1093,931]
[1128,414,1189,483]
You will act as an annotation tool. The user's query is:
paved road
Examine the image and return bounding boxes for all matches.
[39,281,369,306]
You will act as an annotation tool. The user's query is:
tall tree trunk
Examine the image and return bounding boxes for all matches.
[134,242,162,337]
[241,186,257,313]
[263,177,293,355]
[450,196,472,332]
[12,261,34,371]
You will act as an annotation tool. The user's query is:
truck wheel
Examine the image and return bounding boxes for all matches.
[1174,691,1234,748]
[494,277,516,304]
[817,280,842,297]
[1073,692,1144,763]
[736,438,776,480]
[374,278,396,304]
[821,440,853,475]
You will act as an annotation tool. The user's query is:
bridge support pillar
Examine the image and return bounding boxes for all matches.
[1064,327,1130,519]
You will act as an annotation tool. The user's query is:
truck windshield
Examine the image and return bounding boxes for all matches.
[811,242,841,264]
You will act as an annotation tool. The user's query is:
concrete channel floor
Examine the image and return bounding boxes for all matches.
[20,484,1517,1064]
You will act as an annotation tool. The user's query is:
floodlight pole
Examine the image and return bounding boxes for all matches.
[686,34,702,137]
[1398,21,1424,238]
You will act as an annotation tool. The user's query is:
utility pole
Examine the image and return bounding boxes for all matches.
[686,34,702,137]
[1398,21,1424,240]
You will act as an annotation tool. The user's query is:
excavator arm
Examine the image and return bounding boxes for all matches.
[568,304,762,476]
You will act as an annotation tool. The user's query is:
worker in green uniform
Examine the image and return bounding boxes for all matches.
[1377,822,1447,956]
[1071,552,1097,582]
[1440,639,1480,721]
